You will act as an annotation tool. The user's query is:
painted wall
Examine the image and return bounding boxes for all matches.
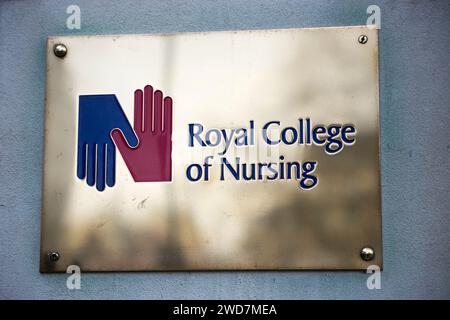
[0,0,449,299]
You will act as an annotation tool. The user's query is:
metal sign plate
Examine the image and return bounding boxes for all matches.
[41,26,382,272]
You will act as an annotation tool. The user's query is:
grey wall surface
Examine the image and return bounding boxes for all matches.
[0,0,449,299]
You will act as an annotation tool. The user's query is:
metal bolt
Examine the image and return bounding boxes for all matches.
[358,35,368,44]
[53,43,67,58]
[49,251,60,262]
[360,247,375,261]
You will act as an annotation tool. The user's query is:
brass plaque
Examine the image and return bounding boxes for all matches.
[41,26,382,272]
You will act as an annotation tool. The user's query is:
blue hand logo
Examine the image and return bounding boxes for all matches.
[77,95,138,191]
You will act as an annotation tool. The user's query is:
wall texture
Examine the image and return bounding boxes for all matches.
[0,0,449,299]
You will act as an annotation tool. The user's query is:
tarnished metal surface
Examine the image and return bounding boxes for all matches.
[41,26,382,272]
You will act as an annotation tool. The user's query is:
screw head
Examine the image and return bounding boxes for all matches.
[360,247,375,261]
[49,251,60,262]
[358,35,368,44]
[53,43,67,58]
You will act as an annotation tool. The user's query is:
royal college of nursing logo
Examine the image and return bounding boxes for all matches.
[41,28,382,272]
[76,85,173,191]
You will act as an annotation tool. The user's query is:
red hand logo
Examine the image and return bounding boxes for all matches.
[111,85,172,182]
